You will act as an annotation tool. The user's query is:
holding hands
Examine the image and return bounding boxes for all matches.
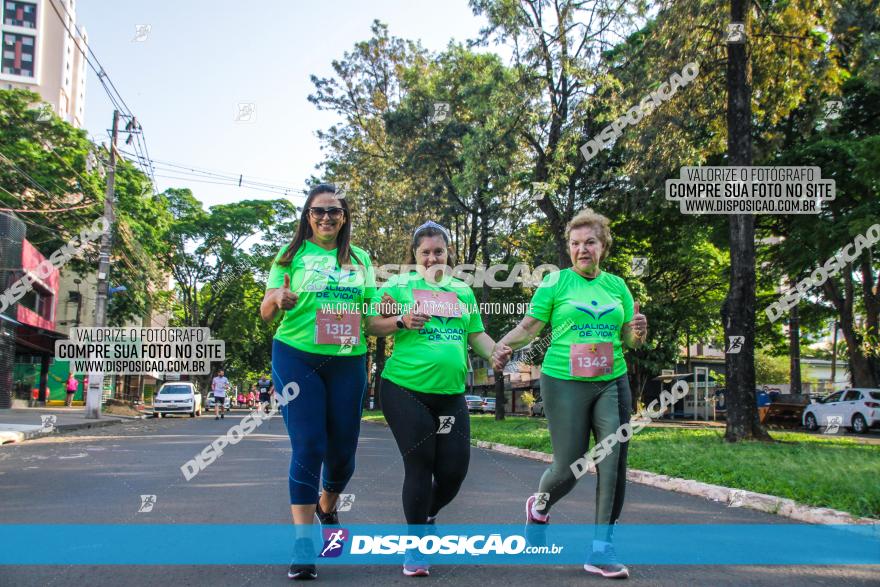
[492,342,513,372]
[402,301,431,330]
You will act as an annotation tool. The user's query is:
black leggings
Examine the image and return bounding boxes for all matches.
[380,377,471,525]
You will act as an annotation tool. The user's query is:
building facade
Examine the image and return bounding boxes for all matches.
[1,0,87,127]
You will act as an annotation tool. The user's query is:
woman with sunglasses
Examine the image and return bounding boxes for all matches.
[366,221,505,577]
[261,183,375,581]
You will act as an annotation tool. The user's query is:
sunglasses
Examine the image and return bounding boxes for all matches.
[307,206,345,219]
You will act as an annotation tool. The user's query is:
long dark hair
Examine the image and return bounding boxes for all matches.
[277,183,354,268]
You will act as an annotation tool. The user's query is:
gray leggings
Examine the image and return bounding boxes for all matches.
[536,373,631,538]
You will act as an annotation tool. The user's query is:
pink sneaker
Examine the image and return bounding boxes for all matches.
[525,495,550,524]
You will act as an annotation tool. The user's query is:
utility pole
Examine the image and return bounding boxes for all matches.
[85,109,120,419]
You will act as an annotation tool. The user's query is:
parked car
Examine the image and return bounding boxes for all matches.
[153,382,202,418]
[530,400,544,417]
[803,388,880,434]
[481,397,496,413]
[466,395,483,413]
[206,395,231,413]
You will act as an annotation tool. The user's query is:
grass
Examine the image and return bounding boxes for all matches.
[361,410,880,519]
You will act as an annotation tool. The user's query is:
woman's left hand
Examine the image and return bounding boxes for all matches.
[630,302,647,340]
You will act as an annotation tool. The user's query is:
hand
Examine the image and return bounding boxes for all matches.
[492,342,513,372]
[631,302,647,340]
[275,273,299,311]
[379,292,400,317]
[402,303,431,330]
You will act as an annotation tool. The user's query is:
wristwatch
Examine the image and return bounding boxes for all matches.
[395,315,406,329]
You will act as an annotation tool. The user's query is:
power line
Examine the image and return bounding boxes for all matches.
[47,0,159,190]
[118,150,307,196]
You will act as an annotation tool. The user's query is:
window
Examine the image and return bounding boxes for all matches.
[2,32,36,77]
[3,1,36,29]
[843,390,862,402]
[821,391,844,404]
[19,280,54,320]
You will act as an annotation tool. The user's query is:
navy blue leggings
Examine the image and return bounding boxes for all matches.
[271,339,367,505]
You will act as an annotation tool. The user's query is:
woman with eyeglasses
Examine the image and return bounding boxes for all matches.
[365,221,507,577]
[261,183,376,581]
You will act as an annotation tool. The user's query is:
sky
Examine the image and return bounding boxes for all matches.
[75,0,489,210]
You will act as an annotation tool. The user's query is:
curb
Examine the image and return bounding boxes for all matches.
[472,439,878,526]
[1,418,124,445]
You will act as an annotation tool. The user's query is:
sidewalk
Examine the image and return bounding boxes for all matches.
[0,407,128,445]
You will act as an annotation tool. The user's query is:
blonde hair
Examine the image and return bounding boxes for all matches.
[566,208,612,260]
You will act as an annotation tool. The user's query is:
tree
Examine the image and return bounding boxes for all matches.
[0,88,170,325]
[471,0,648,266]
[160,188,298,384]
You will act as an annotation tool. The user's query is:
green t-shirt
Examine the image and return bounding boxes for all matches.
[266,240,375,356]
[527,269,634,382]
[368,273,484,394]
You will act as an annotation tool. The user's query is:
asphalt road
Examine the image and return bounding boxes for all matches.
[0,412,876,586]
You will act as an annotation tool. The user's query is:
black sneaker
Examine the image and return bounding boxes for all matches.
[288,537,317,580]
[316,499,339,525]
[584,542,629,579]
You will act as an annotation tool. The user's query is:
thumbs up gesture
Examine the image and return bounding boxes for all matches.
[275,273,299,311]
[631,302,647,340]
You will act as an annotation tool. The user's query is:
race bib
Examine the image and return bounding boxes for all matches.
[412,289,462,318]
[315,310,361,345]
[570,343,614,377]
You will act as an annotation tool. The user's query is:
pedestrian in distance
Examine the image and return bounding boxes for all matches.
[211,368,229,420]
[365,220,506,577]
[65,372,78,407]
[257,374,273,413]
[494,208,648,579]
[261,183,376,581]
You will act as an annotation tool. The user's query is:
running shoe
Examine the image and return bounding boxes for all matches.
[316,498,339,526]
[403,549,430,577]
[525,495,549,548]
[584,542,629,579]
[288,537,317,580]
[525,495,550,524]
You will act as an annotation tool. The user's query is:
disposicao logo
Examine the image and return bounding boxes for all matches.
[320,528,348,558]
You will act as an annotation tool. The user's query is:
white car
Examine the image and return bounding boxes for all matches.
[206,395,231,412]
[803,388,880,434]
[154,382,202,418]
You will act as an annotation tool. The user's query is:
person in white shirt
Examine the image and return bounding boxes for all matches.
[212,368,230,420]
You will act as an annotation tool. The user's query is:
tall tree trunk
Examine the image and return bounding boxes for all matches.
[788,296,802,395]
[822,269,879,387]
[723,0,771,442]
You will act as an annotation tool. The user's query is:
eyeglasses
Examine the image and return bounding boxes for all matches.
[308,206,345,219]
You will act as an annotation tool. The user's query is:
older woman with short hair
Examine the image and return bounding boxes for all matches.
[494,208,647,579]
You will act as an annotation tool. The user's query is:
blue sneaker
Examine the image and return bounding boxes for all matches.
[584,541,629,579]
[403,549,430,577]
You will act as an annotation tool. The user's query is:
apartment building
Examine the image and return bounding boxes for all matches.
[1,0,87,127]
